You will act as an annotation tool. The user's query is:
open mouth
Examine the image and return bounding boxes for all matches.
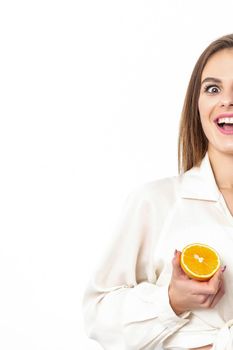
[215,117,233,133]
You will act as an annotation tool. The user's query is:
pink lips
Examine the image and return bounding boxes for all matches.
[214,113,233,135]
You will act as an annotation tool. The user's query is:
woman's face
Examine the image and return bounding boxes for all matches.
[198,48,233,156]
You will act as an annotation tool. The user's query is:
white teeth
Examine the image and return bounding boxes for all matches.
[217,117,233,124]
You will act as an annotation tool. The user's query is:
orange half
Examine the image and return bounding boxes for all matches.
[180,243,221,281]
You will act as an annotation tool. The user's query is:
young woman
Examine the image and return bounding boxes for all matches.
[82,34,233,350]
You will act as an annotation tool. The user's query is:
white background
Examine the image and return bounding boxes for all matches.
[0,0,233,349]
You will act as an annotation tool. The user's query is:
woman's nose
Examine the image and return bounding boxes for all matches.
[219,92,233,107]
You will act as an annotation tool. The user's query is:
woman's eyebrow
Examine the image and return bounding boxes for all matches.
[201,77,222,85]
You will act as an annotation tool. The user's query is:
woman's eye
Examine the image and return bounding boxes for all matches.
[204,85,220,94]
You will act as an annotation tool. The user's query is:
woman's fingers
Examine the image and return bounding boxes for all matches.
[205,267,223,294]
[194,273,225,309]
[171,250,189,280]
[191,267,223,295]
[199,282,224,309]
[209,278,225,308]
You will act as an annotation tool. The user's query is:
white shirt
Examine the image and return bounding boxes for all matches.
[82,152,233,350]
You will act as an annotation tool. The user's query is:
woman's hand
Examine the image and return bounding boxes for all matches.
[168,250,225,315]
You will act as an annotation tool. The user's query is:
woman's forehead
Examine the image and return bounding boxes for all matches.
[201,48,233,80]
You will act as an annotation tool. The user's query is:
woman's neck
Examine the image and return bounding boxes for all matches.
[208,147,233,190]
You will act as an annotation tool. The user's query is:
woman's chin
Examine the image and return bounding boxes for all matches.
[208,143,233,156]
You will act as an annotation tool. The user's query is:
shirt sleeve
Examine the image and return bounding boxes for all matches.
[82,185,191,350]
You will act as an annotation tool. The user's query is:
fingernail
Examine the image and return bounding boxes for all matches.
[174,249,177,256]
[221,265,226,273]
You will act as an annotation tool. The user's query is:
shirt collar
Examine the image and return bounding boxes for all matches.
[180,152,221,201]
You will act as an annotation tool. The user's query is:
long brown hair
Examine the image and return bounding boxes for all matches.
[178,34,233,173]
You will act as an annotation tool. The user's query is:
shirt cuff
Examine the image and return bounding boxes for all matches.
[157,284,191,328]
[133,282,191,328]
